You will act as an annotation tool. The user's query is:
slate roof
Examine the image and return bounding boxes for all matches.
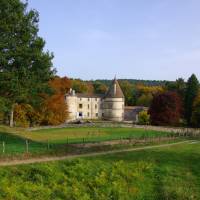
[104,78,124,98]
[76,93,104,98]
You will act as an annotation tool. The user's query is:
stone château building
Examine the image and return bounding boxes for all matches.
[65,78,125,122]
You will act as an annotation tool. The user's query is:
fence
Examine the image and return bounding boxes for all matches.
[0,130,199,156]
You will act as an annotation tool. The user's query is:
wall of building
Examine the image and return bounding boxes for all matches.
[76,97,102,119]
[65,95,77,121]
[102,98,124,121]
[66,95,103,121]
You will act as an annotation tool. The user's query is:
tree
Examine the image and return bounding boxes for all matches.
[138,110,150,125]
[14,104,41,127]
[191,92,200,127]
[136,93,153,107]
[93,81,108,94]
[185,74,199,125]
[71,79,88,93]
[165,78,186,98]
[119,81,136,105]
[40,77,71,125]
[0,97,9,123]
[0,0,55,126]
[149,91,182,126]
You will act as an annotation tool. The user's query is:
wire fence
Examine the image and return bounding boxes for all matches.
[0,130,199,156]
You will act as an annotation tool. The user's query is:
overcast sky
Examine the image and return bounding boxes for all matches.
[27,0,200,81]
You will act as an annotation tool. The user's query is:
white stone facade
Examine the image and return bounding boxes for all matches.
[65,78,125,122]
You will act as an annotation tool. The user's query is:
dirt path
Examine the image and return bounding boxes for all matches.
[0,140,191,167]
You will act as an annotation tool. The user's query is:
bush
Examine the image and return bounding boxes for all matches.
[138,110,150,125]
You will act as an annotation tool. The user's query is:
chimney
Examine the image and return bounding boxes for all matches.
[69,88,73,94]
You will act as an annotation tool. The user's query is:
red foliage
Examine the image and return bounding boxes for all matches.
[149,91,182,126]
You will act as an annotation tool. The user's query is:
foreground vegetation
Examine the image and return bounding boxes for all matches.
[0,142,199,199]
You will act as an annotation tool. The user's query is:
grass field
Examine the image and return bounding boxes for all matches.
[25,127,170,143]
[0,141,199,199]
[0,126,171,156]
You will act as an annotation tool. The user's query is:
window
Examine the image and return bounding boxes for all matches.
[96,113,98,117]
[80,98,82,101]
[95,104,97,109]
[88,104,90,109]
[95,98,97,101]
[88,98,90,101]
[79,104,83,109]
[102,113,104,117]
[79,112,83,117]
[87,112,90,117]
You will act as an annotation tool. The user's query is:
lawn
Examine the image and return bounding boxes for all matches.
[0,125,173,156]
[0,141,199,199]
[21,127,170,143]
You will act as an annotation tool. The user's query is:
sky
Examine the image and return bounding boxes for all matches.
[27,0,200,81]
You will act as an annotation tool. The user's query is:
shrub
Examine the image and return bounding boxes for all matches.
[138,110,150,125]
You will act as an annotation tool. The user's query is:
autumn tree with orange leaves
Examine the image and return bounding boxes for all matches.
[40,77,71,125]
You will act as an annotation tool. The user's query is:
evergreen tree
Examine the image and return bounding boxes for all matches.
[191,92,200,127]
[0,0,55,126]
[185,74,199,125]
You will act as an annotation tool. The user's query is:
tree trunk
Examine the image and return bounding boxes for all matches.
[9,104,15,127]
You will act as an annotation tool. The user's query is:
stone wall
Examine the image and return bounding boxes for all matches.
[102,98,124,121]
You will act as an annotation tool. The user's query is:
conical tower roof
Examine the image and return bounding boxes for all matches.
[105,78,124,98]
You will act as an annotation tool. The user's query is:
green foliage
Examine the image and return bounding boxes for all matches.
[93,81,108,94]
[119,80,136,105]
[71,79,88,93]
[0,159,154,200]
[0,97,9,123]
[185,74,199,125]
[0,0,55,126]
[0,142,200,199]
[138,110,150,125]
[136,93,153,107]
[165,78,186,98]
[191,92,200,127]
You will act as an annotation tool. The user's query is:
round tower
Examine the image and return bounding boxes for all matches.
[65,89,77,121]
[102,78,125,121]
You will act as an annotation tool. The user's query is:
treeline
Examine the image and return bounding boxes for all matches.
[70,79,165,106]
[71,75,200,128]
[140,75,200,128]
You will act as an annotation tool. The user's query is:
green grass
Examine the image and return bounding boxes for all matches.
[0,126,172,156]
[0,141,199,199]
[24,127,170,143]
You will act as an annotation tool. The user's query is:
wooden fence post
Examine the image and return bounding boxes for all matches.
[26,140,29,153]
[2,141,5,154]
[47,140,50,150]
